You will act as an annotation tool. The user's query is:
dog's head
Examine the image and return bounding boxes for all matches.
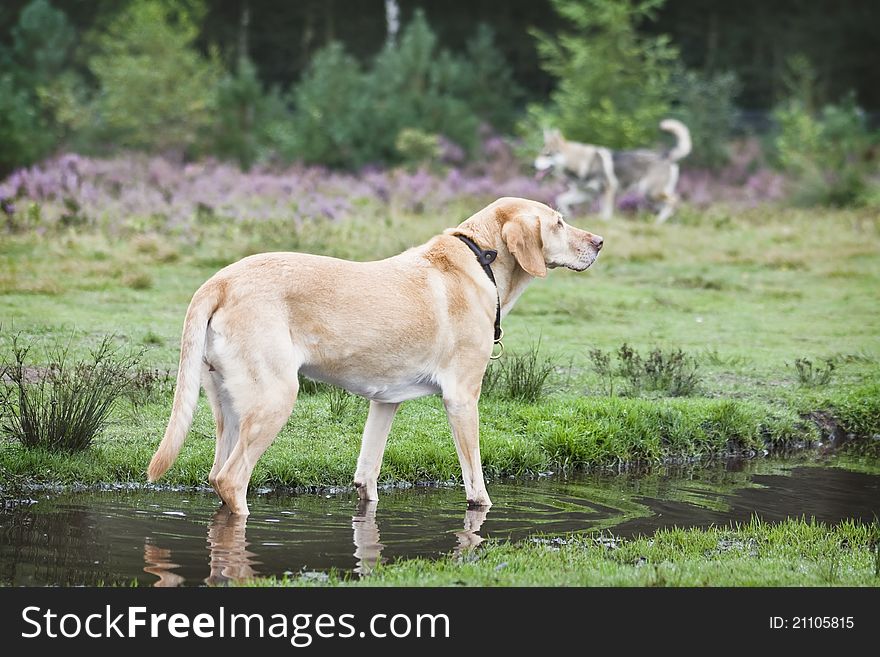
[534,129,566,175]
[495,197,603,277]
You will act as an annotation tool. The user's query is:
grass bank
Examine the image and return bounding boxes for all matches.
[1,203,879,489]
[248,518,880,587]
[1,383,878,490]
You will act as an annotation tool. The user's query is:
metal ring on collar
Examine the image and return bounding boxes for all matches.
[490,341,504,360]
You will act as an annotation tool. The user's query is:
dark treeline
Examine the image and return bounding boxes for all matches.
[1,0,877,110]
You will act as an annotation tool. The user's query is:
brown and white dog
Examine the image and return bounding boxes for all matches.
[535,119,692,223]
[147,197,603,515]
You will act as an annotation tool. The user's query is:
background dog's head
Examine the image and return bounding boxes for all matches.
[534,129,567,175]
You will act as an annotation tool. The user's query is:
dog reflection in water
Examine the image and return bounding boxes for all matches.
[143,540,185,587]
[205,506,259,585]
[143,503,490,586]
[352,501,489,575]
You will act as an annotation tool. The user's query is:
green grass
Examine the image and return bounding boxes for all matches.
[1,203,879,489]
[0,392,813,488]
[245,517,880,587]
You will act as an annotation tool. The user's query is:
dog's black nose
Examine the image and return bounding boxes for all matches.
[591,235,604,250]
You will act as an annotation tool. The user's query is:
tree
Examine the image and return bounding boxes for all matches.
[88,0,221,156]
[283,10,519,168]
[532,0,678,148]
[454,24,523,133]
[0,0,79,173]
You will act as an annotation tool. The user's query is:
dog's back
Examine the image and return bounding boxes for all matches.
[612,149,665,188]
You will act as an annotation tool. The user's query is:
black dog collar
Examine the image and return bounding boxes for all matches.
[455,234,503,347]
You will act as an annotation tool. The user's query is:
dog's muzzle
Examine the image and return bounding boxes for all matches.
[534,156,555,171]
[570,234,603,271]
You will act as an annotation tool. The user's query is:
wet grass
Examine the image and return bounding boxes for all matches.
[0,203,879,489]
[249,517,880,587]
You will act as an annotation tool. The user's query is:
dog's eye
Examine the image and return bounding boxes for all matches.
[556,218,563,228]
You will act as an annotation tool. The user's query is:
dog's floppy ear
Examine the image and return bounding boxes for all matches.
[502,215,547,278]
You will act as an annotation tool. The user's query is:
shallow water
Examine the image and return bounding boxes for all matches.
[1,456,878,586]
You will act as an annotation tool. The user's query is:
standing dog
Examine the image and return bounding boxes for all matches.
[535,119,692,222]
[147,197,603,515]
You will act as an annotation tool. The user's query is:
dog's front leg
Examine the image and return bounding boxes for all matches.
[600,186,617,220]
[443,397,492,508]
[354,401,400,501]
[597,148,618,220]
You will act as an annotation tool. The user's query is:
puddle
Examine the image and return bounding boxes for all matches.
[1,456,878,586]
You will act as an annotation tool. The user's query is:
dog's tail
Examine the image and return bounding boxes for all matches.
[147,281,223,482]
[660,119,692,162]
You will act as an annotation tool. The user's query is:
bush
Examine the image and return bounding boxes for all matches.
[0,74,54,175]
[368,10,480,160]
[212,57,275,169]
[792,358,835,387]
[774,96,877,207]
[589,344,701,397]
[0,0,80,174]
[670,68,740,169]
[451,24,522,134]
[395,128,442,169]
[530,0,678,149]
[280,42,372,167]
[772,57,878,207]
[87,1,221,156]
[282,11,518,168]
[2,335,141,452]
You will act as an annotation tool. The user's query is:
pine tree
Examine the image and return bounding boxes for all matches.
[533,0,678,148]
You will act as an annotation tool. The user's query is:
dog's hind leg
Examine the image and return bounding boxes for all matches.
[203,369,240,500]
[212,341,299,515]
[597,147,618,220]
[655,163,679,224]
[213,381,297,515]
[353,401,400,501]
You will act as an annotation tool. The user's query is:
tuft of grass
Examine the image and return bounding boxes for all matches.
[591,344,701,398]
[481,360,503,396]
[298,375,332,396]
[125,367,174,407]
[702,348,748,368]
[793,358,835,387]
[1,335,142,452]
[829,350,875,365]
[142,331,164,346]
[132,235,161,255]
[123,271,154,290]
[327,386,355,422]
[484,340,555,403]
[642,347,701,397]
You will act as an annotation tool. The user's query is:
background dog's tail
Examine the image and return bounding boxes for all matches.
[147,281,222,482]
[660,119,692,161]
